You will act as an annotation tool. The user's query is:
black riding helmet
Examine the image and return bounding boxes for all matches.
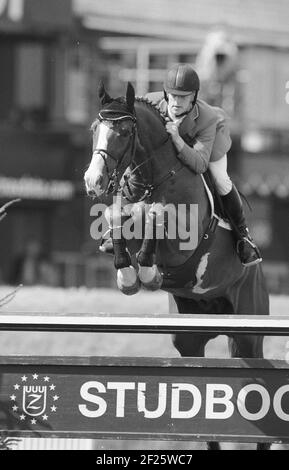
[163,63,200,106]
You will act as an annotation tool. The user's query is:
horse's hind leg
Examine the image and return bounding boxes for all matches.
[228,334,271,450]
[256,443,271,451]
[173,332,221,451]
[171,295,230,450]
[228,334,264,360]
[172,332,213,358]
[207,442,222,451]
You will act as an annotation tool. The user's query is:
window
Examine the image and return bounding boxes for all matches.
[14,43,48,120]
[65,44,91,125]
[0,38,50,124]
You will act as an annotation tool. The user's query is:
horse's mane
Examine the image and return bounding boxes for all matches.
[134,97,166,125]
[91,95,166,131]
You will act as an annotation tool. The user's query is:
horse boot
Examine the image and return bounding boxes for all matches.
[221,185,262,267]
[113,237,140,296]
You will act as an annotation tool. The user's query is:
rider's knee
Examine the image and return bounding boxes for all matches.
[214,176,233,196]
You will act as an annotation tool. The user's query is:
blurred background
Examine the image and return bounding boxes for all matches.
[0,0,289,451]
[0,0,288,293]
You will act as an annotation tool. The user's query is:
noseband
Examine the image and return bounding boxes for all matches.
[93,110,137,195]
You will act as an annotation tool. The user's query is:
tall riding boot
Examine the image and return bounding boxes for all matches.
[221,185,262,267]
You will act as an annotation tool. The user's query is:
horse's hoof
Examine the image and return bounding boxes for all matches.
[207,441,221,451]
[256,443,271,451]
[141,270,163,291]
[117,277,141,296]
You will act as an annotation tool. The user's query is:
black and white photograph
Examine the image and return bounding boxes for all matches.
[0,0,288,453]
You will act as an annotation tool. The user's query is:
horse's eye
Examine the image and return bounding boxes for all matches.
[119,127,130,137]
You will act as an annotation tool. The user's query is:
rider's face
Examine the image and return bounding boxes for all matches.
[167,92,194,118]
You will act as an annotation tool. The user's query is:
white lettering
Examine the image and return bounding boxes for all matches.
[90,203,109,240]
[78,381,107,418]
[206,384,234,419]
[0,176,74,200]
[237,384,270,421]
[178,204,198,251]
[107,382,135,418]
[171,383,202,418]
[77,380,289,423]
[273,385,289,421]
[138,382,167,418]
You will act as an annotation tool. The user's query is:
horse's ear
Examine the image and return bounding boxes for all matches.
[126,82,135,113]
[98,81,113,105]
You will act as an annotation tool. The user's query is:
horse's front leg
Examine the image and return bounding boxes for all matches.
[105,204,140,295]
[137,204,163,291]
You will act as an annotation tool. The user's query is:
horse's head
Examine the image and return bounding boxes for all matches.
[84,82,137,198]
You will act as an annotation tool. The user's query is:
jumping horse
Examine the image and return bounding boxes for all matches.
[84,83,270,450]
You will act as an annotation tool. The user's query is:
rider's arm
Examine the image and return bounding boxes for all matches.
[174,120,217,174]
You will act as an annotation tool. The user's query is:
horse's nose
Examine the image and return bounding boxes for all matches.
[85,174,104,197]
[85,172,102,188]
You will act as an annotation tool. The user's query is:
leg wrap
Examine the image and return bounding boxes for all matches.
[113,238,131,270]
[137,239,157,266]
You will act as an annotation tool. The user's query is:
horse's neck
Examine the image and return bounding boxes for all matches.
[132,102,209,223]
[133,102,177,182]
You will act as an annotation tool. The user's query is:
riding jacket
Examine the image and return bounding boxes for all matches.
[146,92,232,174]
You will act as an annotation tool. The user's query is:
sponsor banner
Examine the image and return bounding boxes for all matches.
[0,357,289,442]
[0,176,75,201]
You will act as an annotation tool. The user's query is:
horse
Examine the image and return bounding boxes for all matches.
[84,82,270,450]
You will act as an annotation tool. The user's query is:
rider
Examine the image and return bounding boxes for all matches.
[146,63,261,267]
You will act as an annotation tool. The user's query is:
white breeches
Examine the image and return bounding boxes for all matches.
[208,154,233,196]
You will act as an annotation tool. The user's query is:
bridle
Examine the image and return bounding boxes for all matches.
[92,110,137,195]
[92,108,182,201]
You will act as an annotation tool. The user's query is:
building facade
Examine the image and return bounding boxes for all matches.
[0,0,111,286]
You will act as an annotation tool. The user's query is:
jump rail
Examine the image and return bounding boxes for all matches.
[1,313,289,335]
[1,313,289,445]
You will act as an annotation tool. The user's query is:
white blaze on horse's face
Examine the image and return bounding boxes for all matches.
[84,121,112,197]
[84,118,134,198]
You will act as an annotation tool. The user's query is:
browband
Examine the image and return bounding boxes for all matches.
[98,110,136,122]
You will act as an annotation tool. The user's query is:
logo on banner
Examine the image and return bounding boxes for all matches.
[10,374,60,425]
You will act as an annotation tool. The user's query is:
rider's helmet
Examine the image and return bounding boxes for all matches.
[164,63,200,95]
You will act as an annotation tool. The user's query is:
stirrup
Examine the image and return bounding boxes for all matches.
[241,257,263,268]
[237,238,262,267]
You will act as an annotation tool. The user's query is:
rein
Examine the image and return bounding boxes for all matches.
[122,143,183,202]
[120,130,184,202]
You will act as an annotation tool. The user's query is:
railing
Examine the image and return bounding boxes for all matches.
[0,313,289,335]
